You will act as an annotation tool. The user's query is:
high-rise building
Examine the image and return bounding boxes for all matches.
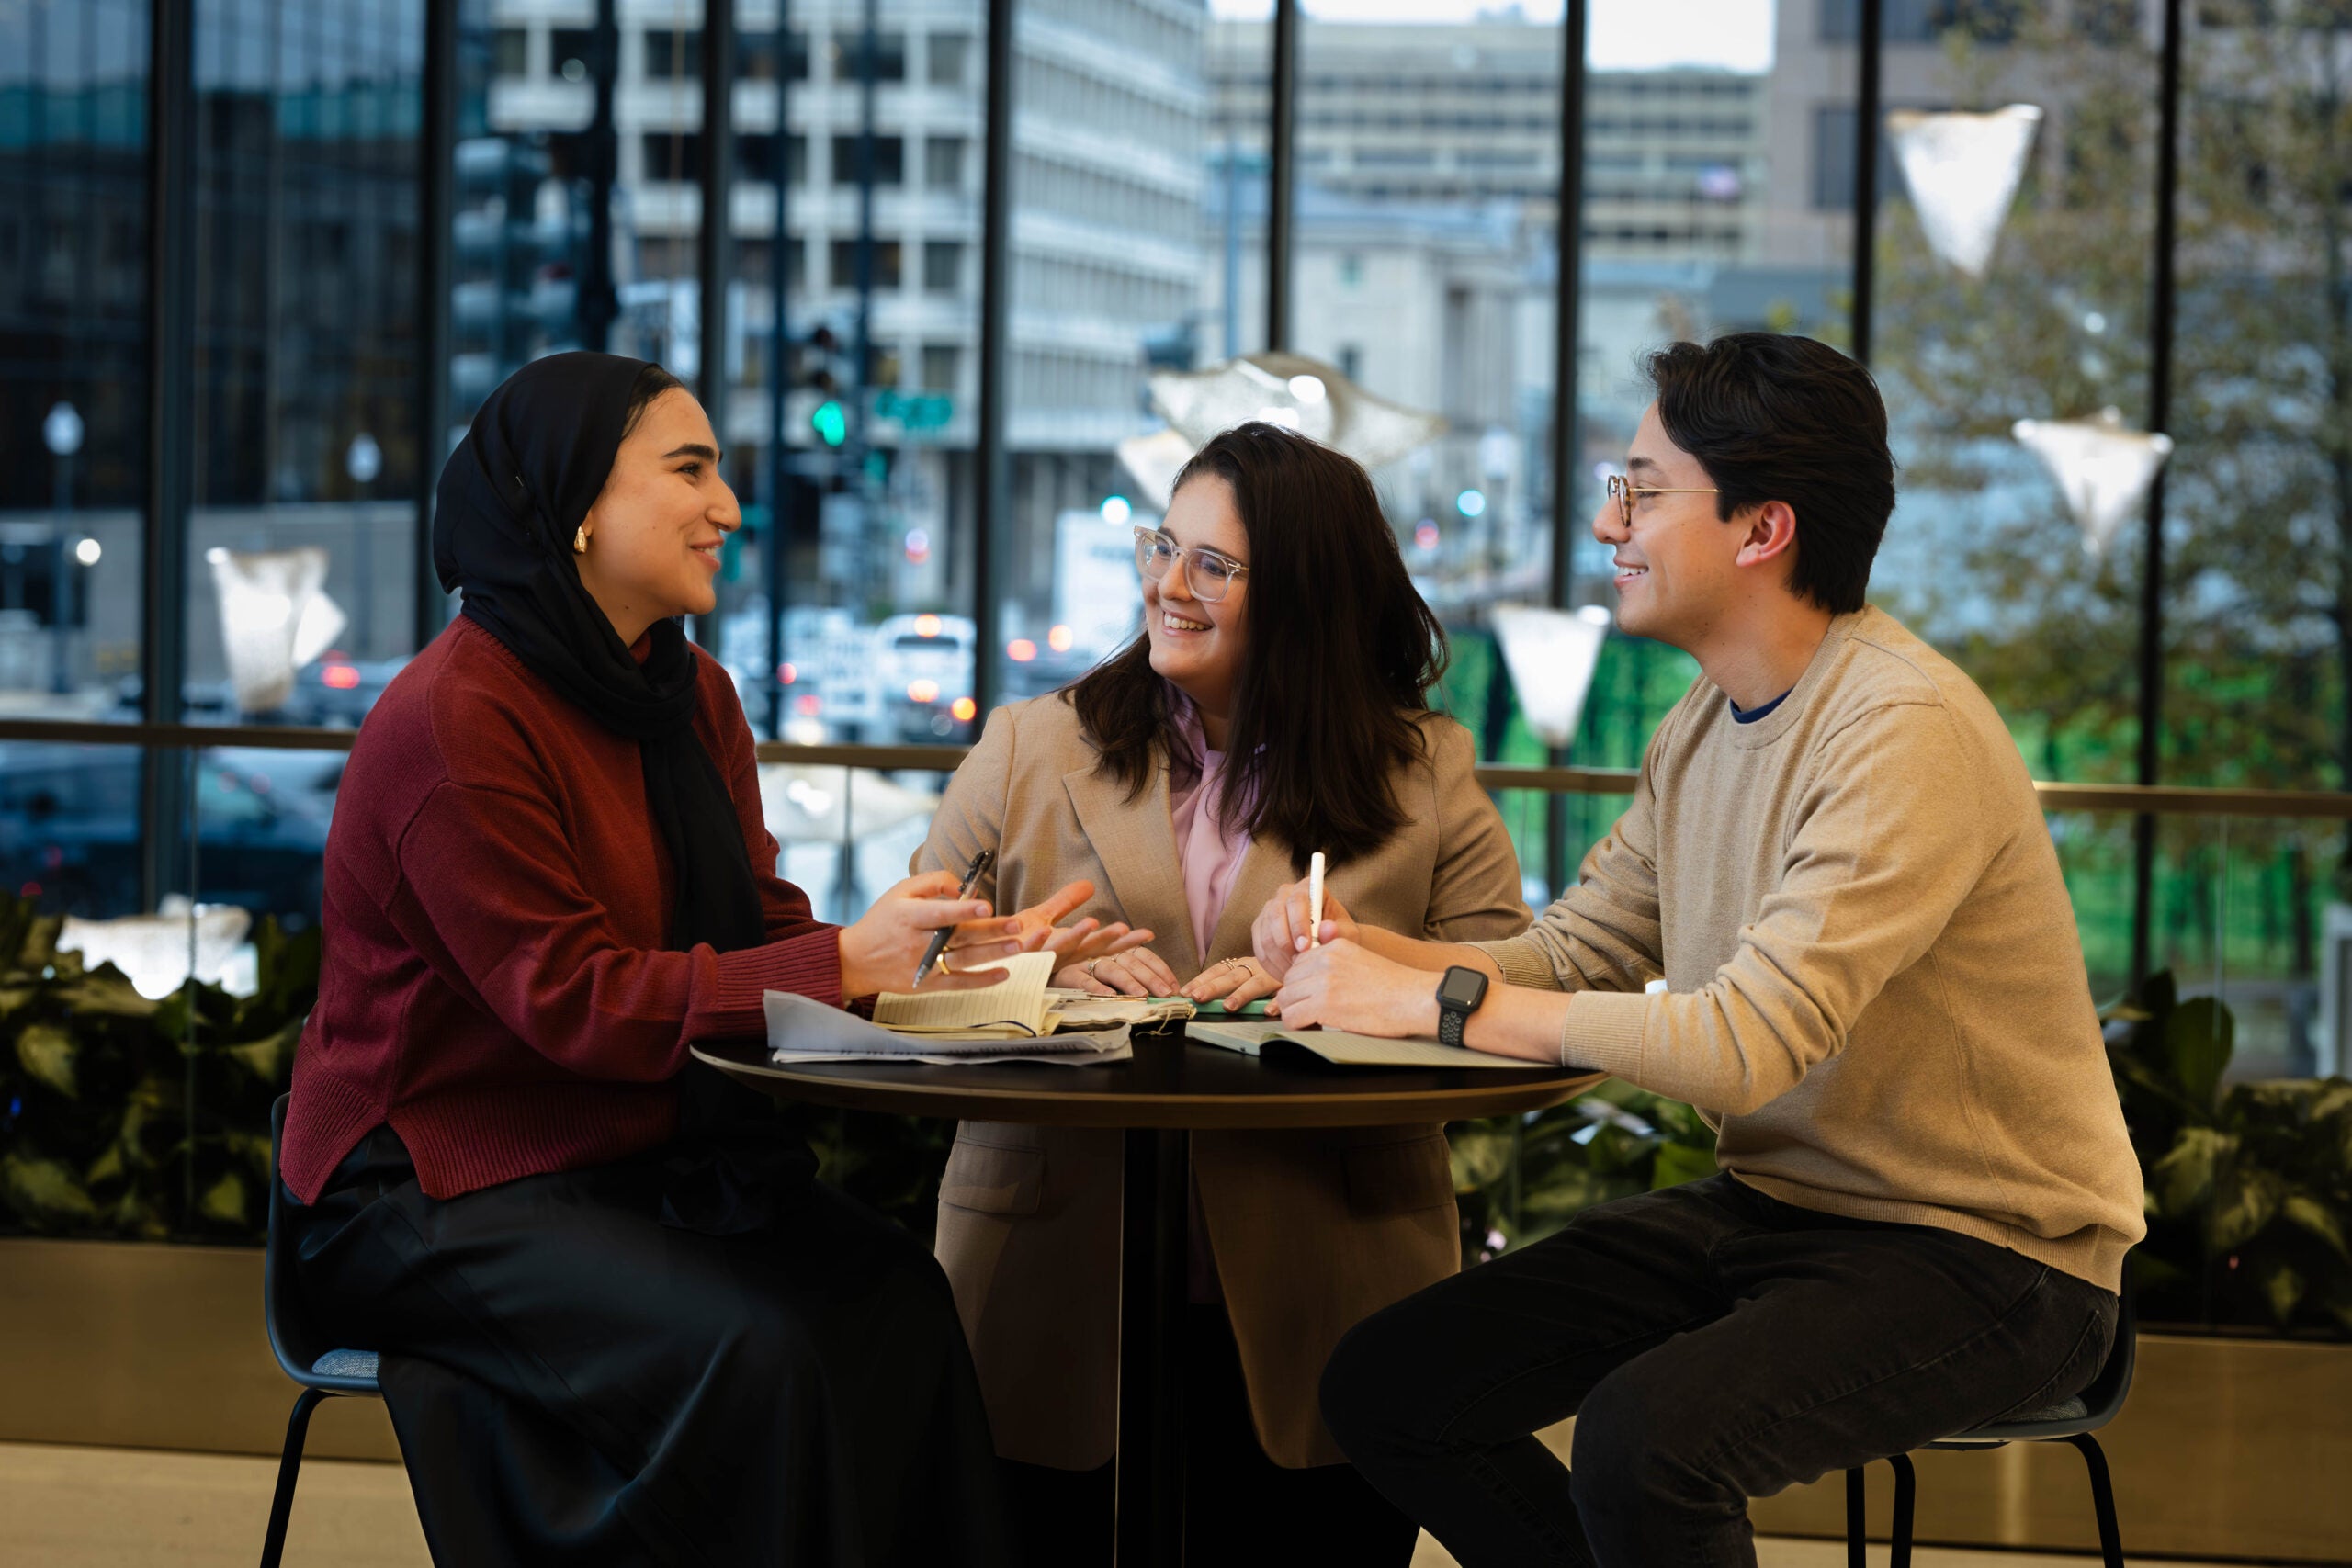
[469,0,1206,694]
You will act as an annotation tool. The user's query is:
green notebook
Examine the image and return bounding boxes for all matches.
[1149,996,1272,1017]
[1184,1019,1539,1069]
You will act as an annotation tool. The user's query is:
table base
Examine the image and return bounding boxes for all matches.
[1116,1127,1189,1567]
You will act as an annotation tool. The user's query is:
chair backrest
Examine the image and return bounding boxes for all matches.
[264,1093,325,1383]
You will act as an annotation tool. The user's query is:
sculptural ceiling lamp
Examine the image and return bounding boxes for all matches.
[208,546,348,714]
[2011,408,2175,559]
[1887,104,2041,278]
[1491,604,1614,751]
[1121,352,1447,510]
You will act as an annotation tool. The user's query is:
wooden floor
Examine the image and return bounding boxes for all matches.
[0,1441,2239,1567]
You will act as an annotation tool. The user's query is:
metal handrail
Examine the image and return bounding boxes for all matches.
[7,716,2351,820]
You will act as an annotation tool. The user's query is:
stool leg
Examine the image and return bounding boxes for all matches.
[1844,1466,1866,1568]
[260,1387,329,1568]
[1886,1452,1917,1568]
[2064,1432,2126,1568]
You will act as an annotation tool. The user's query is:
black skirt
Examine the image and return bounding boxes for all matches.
[288,1100,1010,1568]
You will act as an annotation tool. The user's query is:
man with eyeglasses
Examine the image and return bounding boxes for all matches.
[1256,333,2144,1568]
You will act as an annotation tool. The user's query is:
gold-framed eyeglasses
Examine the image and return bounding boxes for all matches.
[1134,527,1250,603]
[1606,472,1720,528]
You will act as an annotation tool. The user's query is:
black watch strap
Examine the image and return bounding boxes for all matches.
[1435,965,1487,1049]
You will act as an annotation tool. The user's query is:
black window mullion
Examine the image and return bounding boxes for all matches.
[697,0,736,654]
[141,0,197,912]
[2131,0,2186,983]
[972,0,1013,712]
[1544,0,1589,901]
[1849,0,1883,365]
[416,0,457,654]
[1266,0,1297,352]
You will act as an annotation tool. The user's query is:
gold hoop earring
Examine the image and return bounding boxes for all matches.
[573,526,588,554]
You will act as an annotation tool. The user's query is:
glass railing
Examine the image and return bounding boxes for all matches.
[6,723,2346,1343]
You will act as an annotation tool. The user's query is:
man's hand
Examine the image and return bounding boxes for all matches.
[1270,938,1440,1037]
[1248,879,1362,985]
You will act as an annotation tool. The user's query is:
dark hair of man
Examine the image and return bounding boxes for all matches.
[1643,333,1895,615]
[1064,422,1449,874]
[621,362,688,439]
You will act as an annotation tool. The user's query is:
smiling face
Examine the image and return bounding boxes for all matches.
[1595,402,1746,649]
[574,389,741,646]
[1143,473,1251,725]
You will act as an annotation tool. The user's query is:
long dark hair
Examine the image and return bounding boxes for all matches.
[1066,422,1448,873]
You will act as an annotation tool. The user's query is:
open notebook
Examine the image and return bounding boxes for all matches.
[764,987,1129,1064]
[1184,1019,1540,1069]
[873,952,1064,1038]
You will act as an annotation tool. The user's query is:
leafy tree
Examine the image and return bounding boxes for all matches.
[1874,4,2352,987]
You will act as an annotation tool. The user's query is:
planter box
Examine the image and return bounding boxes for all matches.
[6,1236,2349,1560]
[1741,1331,2352,1562]
[0,1235,399,1461]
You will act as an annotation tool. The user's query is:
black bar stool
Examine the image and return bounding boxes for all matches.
[1843,1285,2135,1568]
[260,1092,385,1567]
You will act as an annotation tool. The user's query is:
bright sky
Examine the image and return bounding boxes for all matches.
[1206,0,1778,73]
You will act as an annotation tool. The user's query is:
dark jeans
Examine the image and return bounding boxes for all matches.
[1001,1304,1419,1568]
[1319,1173,2118,1568]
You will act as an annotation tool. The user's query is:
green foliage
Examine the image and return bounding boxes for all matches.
[1450,1078,1720,1262]
[799,1108,956,1242]
[2104,971,2352,1335]
[0,890,321,1243]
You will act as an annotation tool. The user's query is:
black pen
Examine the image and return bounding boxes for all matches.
[911,849,994,989]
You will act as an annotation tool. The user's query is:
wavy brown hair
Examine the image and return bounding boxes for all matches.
[1064,422,1448,873]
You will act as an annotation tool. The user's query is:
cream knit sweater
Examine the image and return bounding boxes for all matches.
[1475,607,2144,1290]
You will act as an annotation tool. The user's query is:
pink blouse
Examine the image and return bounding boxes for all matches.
[1167,694,1251,964]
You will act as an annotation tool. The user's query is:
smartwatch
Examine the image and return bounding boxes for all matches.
[1434,965,1488,1049]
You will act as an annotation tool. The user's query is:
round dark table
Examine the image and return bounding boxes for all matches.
[694,1030,1601,1567]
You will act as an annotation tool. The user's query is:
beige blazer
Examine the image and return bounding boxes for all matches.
[917,693,1530,1469]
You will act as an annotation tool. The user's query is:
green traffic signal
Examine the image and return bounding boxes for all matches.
[811,399,847,446]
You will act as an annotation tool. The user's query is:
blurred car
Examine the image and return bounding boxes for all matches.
[0,744,334,925]
[875,613,975,743]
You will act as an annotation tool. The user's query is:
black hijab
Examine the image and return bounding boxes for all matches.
[432,352,764,957]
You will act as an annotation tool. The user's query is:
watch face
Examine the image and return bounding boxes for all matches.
[1439,966,1487,1009]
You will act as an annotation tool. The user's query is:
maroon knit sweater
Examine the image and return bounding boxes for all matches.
[281,617,842,1203]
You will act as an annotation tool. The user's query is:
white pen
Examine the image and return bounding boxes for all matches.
[1308,851,1326,949]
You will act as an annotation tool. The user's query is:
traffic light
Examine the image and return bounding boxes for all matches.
[797,323,851,447]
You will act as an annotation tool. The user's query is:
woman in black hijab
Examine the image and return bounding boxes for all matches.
[281,354,1148,1566]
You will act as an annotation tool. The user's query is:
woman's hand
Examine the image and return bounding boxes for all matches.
[1057,946,1180,998]
[1180,954,1281,1009]
[838,872,1017,999]
[1269,939,1438,1036]
[1247,879,1363,985]
[837,874,1154,999]
[1004,879,1157,971]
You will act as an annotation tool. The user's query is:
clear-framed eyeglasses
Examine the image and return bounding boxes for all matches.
[1134,527,1250,603]
[1605,472,1721,528]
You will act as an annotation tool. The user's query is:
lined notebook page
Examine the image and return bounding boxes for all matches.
[873,950,1057,1034]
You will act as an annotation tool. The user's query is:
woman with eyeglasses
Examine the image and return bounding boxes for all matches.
[912,422,1531,1565]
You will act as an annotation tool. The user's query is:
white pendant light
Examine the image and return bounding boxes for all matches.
[2011,407,2175,558]
[1491,604,1613,750]
[207,546,349,714]
[1887,104,2041,278]
[1146,351,1446,478]
[1114,428,1197,512]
